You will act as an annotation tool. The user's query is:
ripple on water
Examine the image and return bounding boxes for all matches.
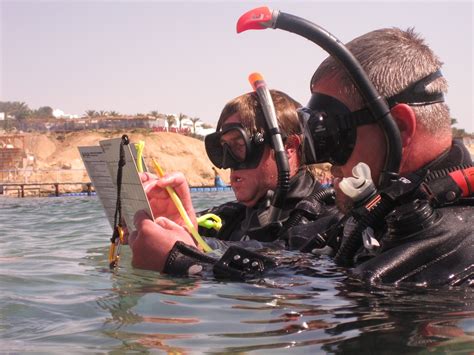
[1,196,473,354]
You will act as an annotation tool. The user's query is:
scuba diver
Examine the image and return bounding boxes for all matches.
[129,89,338,272]
[305,27,473,286]
[200,89,337,243]
[288,26,473,287]
[130,9,473,287]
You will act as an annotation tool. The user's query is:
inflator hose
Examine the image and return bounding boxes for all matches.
[279,186,335,237]
[334,197,394,266]
[274,151,291,212]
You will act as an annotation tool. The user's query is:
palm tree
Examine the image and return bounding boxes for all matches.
[178,112,187,129]
[85,110,97,118]
[0,101,31,121]
[109,111,120,117]
[165,115,176,131]
[190,117,200,134]
[149,110,160,119]
[98,110,108,117]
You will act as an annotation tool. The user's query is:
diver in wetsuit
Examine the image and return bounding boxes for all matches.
[130,90,338,272]
[297,27,473,287]
[200,90,337,244]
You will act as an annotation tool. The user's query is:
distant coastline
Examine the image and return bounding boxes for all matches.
[0,129,230,197]
[1,129,472,198]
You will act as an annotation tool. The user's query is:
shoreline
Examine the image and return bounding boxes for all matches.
[0,181,233,198]
[0,130,232,197]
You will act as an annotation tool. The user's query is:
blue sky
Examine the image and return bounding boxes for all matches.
[1,0,473,132]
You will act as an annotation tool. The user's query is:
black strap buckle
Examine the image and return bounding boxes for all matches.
[213,246,276,280]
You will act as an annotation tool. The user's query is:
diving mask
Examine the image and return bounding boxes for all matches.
[205,123,267,170]
[300,70,445,166]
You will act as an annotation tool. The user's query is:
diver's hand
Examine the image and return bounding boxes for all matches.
[140,172,198,229]
[130,210,197,272]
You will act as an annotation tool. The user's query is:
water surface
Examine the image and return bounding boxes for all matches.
[1,194,473,353]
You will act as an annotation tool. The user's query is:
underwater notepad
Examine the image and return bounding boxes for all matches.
[78,138,154,233]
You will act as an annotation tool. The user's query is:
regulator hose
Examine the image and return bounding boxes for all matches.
[279,186,335,237]
[334,196,394,266]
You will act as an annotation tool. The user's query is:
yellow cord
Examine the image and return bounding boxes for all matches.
[135,141,145,173]
[151,158,213,253]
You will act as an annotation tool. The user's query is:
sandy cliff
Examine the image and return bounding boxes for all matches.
[3,130,230,190]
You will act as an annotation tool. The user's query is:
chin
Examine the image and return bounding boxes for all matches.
[235,194,257,207]
[235,195,251,205]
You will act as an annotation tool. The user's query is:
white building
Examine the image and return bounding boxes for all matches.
[53,108,80,119]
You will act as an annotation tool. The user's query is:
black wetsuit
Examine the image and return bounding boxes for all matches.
[351,140,474,287]
[164,141,473,287]
[198,169,337,243]
[163,169,339,276]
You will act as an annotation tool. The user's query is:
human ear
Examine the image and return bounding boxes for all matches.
[390,104,416,148]
[284,134,302,157]
[284,135,303,173]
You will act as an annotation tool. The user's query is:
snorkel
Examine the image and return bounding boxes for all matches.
[236,7,402,188]
[248,72,290,222]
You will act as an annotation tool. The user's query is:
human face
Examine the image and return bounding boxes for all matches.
[312,79,387,213]
[224,113,278,207]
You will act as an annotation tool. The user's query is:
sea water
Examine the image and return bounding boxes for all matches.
[1,194,473,353]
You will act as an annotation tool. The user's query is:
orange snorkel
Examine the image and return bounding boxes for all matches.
[248,72,290,222]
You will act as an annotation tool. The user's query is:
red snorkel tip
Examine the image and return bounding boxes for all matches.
[236,6,276,33]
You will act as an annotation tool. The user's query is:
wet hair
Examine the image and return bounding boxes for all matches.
[216,90,302,137]
[311,28,451,134]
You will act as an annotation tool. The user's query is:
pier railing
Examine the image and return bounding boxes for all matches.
[0,168,91,197]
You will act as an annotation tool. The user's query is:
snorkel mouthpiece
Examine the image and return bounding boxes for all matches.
[236,6,279,33]
[339,162,376,202]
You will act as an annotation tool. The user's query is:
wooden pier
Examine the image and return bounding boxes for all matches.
[0,182,93,198]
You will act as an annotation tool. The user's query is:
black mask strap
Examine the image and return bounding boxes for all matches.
[340,70,445,127]
[387,70,445,107]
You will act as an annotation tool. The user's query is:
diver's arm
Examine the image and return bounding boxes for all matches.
[162,239,279,280]
[131,205,340,278]
[129,208,278,277]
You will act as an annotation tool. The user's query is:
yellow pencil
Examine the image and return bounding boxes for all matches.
[151,158,213,253]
